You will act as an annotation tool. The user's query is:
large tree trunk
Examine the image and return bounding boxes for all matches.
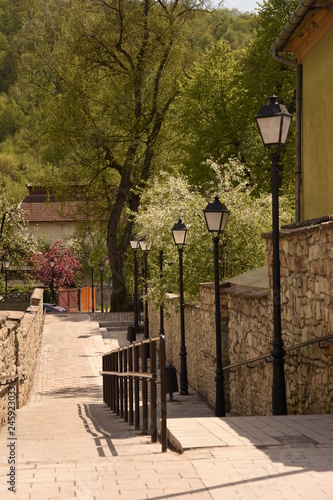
[106,156,136,311]
[107,242,128,311]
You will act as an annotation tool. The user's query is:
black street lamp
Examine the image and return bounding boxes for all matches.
[99,262,104,313]
[159,250,165,338]
[130,236,140,333]
[49,257,55,304]
[3,256,9,295]
[172,218,189,396]
[204,197,229,417]
[90,265,95,313]
[255,95,292,416]
[139,238,151,340]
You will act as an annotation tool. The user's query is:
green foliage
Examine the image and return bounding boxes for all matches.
[0,0,26,93]
[174,39,244,188]
[209,158,293,277]
[0,93,25,141]
[131,173,211,304]
[0,191,38,269]
[188,8,259,55]
[235,0,299,190]
[171,0,299,198]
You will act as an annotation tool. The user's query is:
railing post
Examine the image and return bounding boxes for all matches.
[142,341,148,434]
[124,349,128,422]
[115,352,119,416]
[111,353,115,412]
[106,354,111,408]
[102,355,106,404]
[119,349,124,418]
[150,340,157,443]
[128,346,133,426]
[134,343,140,430]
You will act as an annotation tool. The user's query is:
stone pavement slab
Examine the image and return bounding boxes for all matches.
[0,313,332,500]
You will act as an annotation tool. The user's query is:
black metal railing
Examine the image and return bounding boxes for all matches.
[202,333,333,372]
[101,335,167,452]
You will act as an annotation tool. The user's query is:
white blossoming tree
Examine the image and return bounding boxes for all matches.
[131,158,293,304]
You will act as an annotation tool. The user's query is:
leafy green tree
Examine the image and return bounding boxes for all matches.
[13,0,217,310]
[234,0,299,195]
[172,0,298,198]
[173,38,244,188]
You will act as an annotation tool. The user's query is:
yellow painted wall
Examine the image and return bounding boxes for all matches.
[302,27,333,220]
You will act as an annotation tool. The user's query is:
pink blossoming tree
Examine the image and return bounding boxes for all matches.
[31,240,82,290]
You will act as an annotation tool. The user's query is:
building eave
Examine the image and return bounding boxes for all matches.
[271,0,333,61]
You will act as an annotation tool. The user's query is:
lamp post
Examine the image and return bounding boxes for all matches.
[130,236,140,333]
[90,265,95,313]
[255,95,292,416]
[159,250,165,338]
[139,238,151,340]
[204,197,229,417]
[99,262,104,313]
[3,256,9,295]
[49,257,55,304]
[172,218,189,395]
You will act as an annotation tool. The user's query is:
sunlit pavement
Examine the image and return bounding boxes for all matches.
[0,313,332,499]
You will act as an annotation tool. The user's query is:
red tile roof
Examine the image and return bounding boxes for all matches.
[20,201,87,223]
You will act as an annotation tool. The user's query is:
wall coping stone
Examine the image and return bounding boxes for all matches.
[262,218,333,239]
[0,312,9,324]
[8,311,25,321]
[25,305,40,314]
[225,285,268,298]
[7,320,19,333]
[30,288,43,306]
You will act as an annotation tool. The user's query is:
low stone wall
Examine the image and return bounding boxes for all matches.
[0,289,44,428]
[0,312,17,426]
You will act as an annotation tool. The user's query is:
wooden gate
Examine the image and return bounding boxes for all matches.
[80,286,96,312]
[58,289,80,312]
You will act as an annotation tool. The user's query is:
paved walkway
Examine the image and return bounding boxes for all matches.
[0,313,333,499]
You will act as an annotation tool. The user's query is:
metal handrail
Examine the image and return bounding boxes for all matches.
[0,373,27,387]
[202,333,333,372]
[100,370,156,380]
[0,375,19,387]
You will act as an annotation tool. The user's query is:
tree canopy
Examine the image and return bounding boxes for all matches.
[0,0,300,307]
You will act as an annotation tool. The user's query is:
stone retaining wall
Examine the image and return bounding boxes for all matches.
[227,286,273,416]
[271,221,333,414]
[150,220,333,416]
[0,289,44,428]
[149,285,231,412]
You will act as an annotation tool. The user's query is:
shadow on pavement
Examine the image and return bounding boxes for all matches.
[45,384,102,399]
[220,415,333,473]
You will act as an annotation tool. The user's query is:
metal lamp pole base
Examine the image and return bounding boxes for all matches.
[270,152,287,416]
[178,247,188,395]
